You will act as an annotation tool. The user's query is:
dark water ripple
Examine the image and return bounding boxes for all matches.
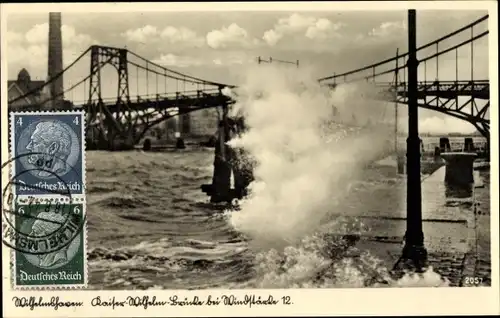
[86,141,489,289]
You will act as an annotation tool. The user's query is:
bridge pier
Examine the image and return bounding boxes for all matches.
[440,152,477,187]
[201,105,254,203]
[229,117,254,199]
[203,106,232,203]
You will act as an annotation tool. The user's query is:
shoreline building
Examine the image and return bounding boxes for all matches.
[8,69,51,108]
[8,12,65,110]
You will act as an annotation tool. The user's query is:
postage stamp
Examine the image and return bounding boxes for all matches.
[4,197,87,288]
[6,198,87,288]
[9,111,85,196]
[3,110,88,289]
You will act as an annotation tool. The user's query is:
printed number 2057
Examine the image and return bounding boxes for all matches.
[464,277,483,285]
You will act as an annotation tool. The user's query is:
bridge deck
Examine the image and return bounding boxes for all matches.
[326,80,489,100]
[8,90,232,113]
[377,80,489,100]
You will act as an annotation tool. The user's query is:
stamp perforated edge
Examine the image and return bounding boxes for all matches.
[9,110,87,198]
[11,205,88,290]
[8,110,88,290]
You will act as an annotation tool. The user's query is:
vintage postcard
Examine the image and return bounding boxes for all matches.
[1,1,498,317]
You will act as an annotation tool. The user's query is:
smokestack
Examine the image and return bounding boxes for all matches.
[48,12,64,108]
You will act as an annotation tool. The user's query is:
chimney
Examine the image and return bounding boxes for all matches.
[48,12,64,108]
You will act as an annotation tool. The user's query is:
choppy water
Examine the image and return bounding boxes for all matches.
[86,68,490,290]
[85,145,488,289]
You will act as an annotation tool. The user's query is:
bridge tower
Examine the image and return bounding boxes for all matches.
[48,12,64,109]
[87,46,132,150]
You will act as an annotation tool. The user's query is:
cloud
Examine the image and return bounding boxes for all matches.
[305,18,343,40]
[262,29,283,46]
[24,23,93,46]
[211,52,254,66]
[160,26,204,47]
[122,25,158,43]
[7,23,95,79]
[153,51,254,68]
[418,116,477,134]
[206,23,257,49]
[263,13,344,46]
[122,25,204,47]
[6,31,24,44]
[152,53,203,68]
[369,20,406,38]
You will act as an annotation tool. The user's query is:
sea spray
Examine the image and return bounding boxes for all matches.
[225,65,393,248]
[221,65,450,288]
[247,235,449,288]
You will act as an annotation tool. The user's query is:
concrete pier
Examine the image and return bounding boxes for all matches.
[441,152,477,187]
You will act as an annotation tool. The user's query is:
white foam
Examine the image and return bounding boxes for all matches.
[226,65,393,248]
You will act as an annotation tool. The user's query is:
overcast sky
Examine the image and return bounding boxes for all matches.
[5,9,490,134]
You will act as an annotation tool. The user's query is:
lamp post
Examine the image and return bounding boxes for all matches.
[399,9,428,271]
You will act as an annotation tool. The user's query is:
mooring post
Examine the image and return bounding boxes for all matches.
[441,152,477,186]
[398,9,428,271]
[439,137,451,152]
[464,137,474,152]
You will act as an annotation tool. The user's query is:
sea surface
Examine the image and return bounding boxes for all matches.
[86,134,490,290]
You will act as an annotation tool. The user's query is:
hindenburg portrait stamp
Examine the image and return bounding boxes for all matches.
[10,111,85,196]
[8,199,87,289]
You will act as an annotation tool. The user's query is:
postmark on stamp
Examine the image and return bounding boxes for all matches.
[3,110,87,289]
[7,198,87,288]
[2,160,88,288]
[10,111,85,196]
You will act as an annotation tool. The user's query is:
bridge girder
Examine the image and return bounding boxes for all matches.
[85,92,232,149]
[326,80,490,140]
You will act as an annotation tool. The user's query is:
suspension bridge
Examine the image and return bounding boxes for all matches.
[318,14,490,141]
[8,14,490,150]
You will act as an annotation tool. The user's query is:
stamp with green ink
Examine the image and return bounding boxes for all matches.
[10,199,87,288]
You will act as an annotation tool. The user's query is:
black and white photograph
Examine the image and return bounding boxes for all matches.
[1,2,497,316]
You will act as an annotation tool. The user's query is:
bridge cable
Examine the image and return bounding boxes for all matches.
[9,46,91,104]
[146,61,149,97]
[436,42,439,79]
[334,30,489,84]
[128,50,235,88]
[128,60,211,85]
[34,72,94,107]
[318,14,488,82]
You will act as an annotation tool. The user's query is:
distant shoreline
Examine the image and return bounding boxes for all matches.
[397,132,485,138]
[398,133,486,138]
